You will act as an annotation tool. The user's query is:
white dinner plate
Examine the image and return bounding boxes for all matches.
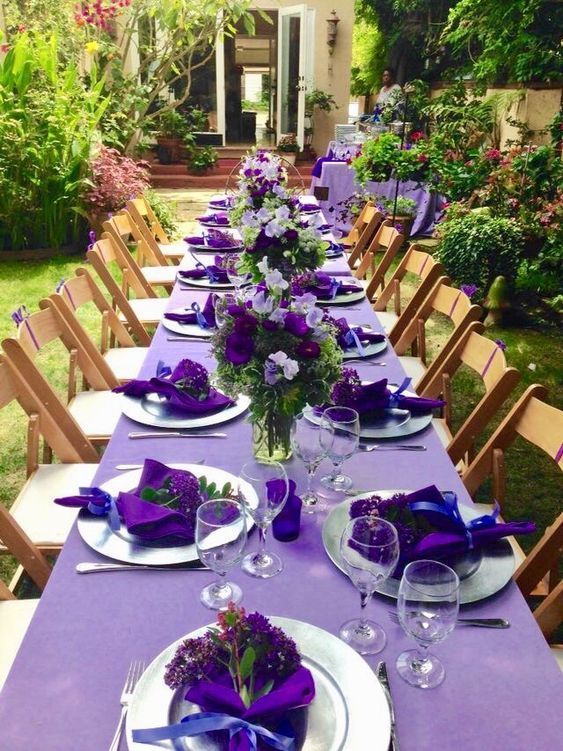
[121,392,249,430]
[126,617,391,750]
[161,309,215,338]
[341,332,387,360]
[322,491,516,604]
[198,220,231,228]
[184,241,243,254]
[319,284,366,306]
[177,272,235,290]
[77,464,257,566]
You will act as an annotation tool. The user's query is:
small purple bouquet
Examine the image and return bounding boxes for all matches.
[134,604,315,750]
[184,229,242,251]
[348,486,535,575]
[211,275,341,459]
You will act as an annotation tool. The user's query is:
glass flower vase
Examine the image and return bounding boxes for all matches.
[252,410,293,462]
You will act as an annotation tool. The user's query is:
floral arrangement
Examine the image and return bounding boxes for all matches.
[229,150,290,224]
[351,132,430,186]
[236,200,327,282]
[277,134,299,153]
[85,146,150,214]
[155,604,315,750]
[211,276,342,459]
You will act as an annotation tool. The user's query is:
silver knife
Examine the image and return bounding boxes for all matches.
[377,661,399,751]
[128,431,227,439]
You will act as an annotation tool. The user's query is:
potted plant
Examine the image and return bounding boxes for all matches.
[154,109,189,164]
[376,194,418,239]
[351,132,430,186]
[276,133,299,165]
[186,145,218,175]
[304,89,338,154]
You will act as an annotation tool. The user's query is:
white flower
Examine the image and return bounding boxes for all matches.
[273,183,287,198]
[265,219,285,238]
[282,358,299,380]
[265,269,289,292]
[257,256,269,275]
[269,350,289,366]
[306,307,324,328]
[256,207,272,223]
[293,292,317,313]
[275,205,291,221]
[241,210,260,228]
[252,290,274,314]
[269,307,288,324]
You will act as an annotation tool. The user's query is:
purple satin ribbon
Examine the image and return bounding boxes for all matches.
[132,712,295,750]
[481,345,500,378]
[448,291,462,319]
[189,252,221,284]
[190,302,210,329]
[56,280,77,310]
[87,230,96,251]
[343,328,366,357]
[56,486,121,531]
[388,377,412,407]
[11,306,40,350]
[418,254,430,276]
[555,443,563,464]
[156,360,172,378]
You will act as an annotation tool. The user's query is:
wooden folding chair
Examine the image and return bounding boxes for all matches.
[0,503,52,689]
[2,306,122,446]
[87,237,167,333]
[0,354,97,556]
[340,200,374,247]
[346,206,384,269]
[126,196,186,262]
[420,321,521,469]
[462,384,563,513]
[103,214,177,291]
[353,222,404,303]
[44,269,149,383]
[393,278,482,391]
[373,244,444,341]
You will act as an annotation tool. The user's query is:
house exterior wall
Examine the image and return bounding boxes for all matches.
[253,0,355,155]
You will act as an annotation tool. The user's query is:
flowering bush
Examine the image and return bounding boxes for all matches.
[211,275,342,457]
[85,146,150,214]
[237,200,327,281]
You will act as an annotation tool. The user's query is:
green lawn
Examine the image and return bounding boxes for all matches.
[0,232,561,585]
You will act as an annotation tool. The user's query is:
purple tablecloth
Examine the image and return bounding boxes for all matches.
[0,248,561,750]
[310,161,442,237]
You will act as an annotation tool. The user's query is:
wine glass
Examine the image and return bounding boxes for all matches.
[339,516,399,654]
[319,407,360,491]
[396,560,460,689]
[290,409,331,513]
[223,253,250,291]
[238,460,289,578]
[195,499,247,610]
[213,293,235,329]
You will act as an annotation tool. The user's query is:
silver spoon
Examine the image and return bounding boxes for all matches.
[358,443,426,452]
[76,562,208,574]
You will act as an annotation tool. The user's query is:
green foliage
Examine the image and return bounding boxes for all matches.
[377,195,417,216]
[187,146,218,174]
[423,83,494,151]
[436,209,525,292]
[304,89,338,115]
[0,32,108,250]
[442,0,563,84]
[144,189,180,240]
[350,10,387,96]
[351,132,429,184]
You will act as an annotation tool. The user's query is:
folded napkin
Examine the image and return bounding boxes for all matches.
[197,213,230,226]
[184,233,241,250]
[349,484,536,569]
[178,256,230,284]
[298,203,321,213]
[340,377,445,415]
[55,460,204,542]
[113,358,234,415]
[324,240,344,256]
[133,666,315,751]
[334,317,385,356]
[164,294,217,328]
[293,272,360,301]
[209,196,234,209]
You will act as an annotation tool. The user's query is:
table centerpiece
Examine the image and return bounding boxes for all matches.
[211,275,342,461]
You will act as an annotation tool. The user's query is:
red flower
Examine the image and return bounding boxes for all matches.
[410,131,425,142]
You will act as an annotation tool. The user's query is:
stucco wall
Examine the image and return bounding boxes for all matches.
[253,1,355,154]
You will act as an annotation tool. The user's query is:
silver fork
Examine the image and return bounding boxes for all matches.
[345,359,387,366]
[108,660,145,751]
[387,611,510,629]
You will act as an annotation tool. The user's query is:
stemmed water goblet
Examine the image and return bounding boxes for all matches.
[195,499,247,610]
[319,406,360,492]
[213,293,235,329]
[224,253,250,291]
[238,460,289,578]
[396,559,460,688]
[339,516,400,654]
[290,409,331,513]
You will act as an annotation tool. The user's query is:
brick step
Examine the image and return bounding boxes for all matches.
[150,173,312,189]
[150,159,314,177]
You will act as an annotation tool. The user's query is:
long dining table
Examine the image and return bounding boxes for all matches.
[0,219,561,751]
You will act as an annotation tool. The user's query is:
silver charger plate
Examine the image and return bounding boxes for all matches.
[161,309,215,338]
[121,393,250,429]
[126,616,391,751]
[177,272,235,291]
[199,220,232,229]
[77,464,258,566]
[342,332,387,360]
[321,285,366,306]
[322,491,516,605]
[185,242,243,254]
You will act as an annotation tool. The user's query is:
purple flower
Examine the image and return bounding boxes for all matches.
[296,340,321,359]
[225,333,255,365]
[169,359,210,397]
[495,339,507,351]
[234,313,258,336]
[262,319,278,332]
[284,228,298,242]
[284,312,309,338]
[461,284,478,299]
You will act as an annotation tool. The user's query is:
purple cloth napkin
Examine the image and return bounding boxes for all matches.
[333,317,385,352]
[54,460,201,542]
[343,378,445,415]
[186,666,315,751]
[197,213,230,226]
[178,256,230,284]
[164,294,217,328]
[298,203,321,213]
[293,272,359,301]
[209,197,234,209]
[113,359,234,416]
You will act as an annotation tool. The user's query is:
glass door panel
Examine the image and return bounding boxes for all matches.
[277,5,306,148]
